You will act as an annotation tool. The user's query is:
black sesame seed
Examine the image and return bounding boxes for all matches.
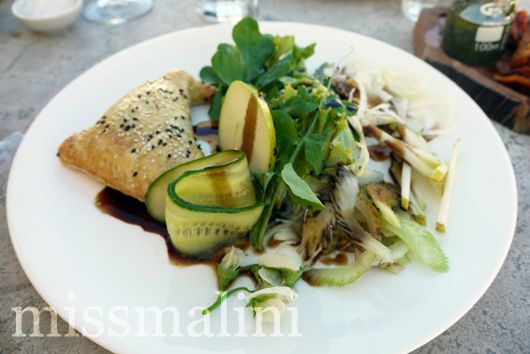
[132,117,139,121]
[120,124,124,128]
[158,139,163,145]
[167,154,172,158]
[131,148,136,153]
[173,97,179,102]
[188,140,193,145]
[104,124,110,129]
[124,118,128,123]
[162,142,167,147]
[132,171,138,177]
[156,130,160,134]
[151,145,155,150]
[137,95,141,99]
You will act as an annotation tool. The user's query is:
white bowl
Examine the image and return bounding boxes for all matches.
[11,0,83,33]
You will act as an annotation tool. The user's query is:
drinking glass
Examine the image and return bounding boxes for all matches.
[84,0,154,25]
[200,0,259,22]
[402,0,454,22]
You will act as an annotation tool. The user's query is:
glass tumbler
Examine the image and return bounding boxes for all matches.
[201,0,259,22]
[84,0,154,25]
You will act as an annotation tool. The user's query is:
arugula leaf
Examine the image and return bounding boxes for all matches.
[282,86,318,117]
[281,163,324,210]
[273,35,295,61]
[328,125,356,165]
[208,85,226,120]
[271,110,299,166]
[255,53,294,88]
[232,17,274,82]
[211,44,245,85]
[199,66,222,85]
[304,130,332,175]
[294,43,316,61]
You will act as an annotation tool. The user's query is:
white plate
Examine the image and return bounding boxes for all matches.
[7,22,517,354]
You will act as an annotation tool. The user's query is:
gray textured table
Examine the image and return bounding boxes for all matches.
[1,0,529,353]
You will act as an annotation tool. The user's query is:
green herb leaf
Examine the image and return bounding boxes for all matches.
[232,17,274,82]
[282,86,318,117]
[199,66,222,85]
[304,130,332,175]
[208,85,226,120]
[211,44,245,85]
[281,163,324,210]
[273,35,295,61]
[217,264,240,291]
[328,118,357,165]
[272,110,299,166]
[255,53,294,87]
[294,43,316,61]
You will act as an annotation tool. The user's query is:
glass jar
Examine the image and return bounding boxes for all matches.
[442,0,517,65]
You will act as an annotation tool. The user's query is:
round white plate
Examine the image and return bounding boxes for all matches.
[7,22,517,354]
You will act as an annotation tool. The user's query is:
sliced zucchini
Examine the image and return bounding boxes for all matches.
[146,152,237,222]
[165,150,264,258]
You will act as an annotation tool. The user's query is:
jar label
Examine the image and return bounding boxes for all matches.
[475,26,504,42]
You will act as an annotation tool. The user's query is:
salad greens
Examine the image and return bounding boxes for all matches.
[200,17,315,120]
[151,17,460,319]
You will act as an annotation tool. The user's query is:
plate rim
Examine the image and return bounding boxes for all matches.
[6,20,518,354]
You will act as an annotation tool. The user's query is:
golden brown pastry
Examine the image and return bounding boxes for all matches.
[58,69,215,201]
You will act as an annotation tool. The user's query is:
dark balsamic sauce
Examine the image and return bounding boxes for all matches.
[320,252,349,266]
[95,187,244,267]
[368,144,391,161]
[193,120,219,152]
[94,120,227,267]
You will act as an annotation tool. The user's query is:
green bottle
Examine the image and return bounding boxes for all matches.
[442,0,516,65]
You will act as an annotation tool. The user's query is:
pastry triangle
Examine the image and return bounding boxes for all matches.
[58,69,215,201]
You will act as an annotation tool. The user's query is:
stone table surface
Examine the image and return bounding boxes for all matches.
[0,0,529,353]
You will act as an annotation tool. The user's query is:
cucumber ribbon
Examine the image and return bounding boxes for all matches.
[163,150,264,258]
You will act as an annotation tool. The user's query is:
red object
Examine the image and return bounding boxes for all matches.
[512,10,528,43]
